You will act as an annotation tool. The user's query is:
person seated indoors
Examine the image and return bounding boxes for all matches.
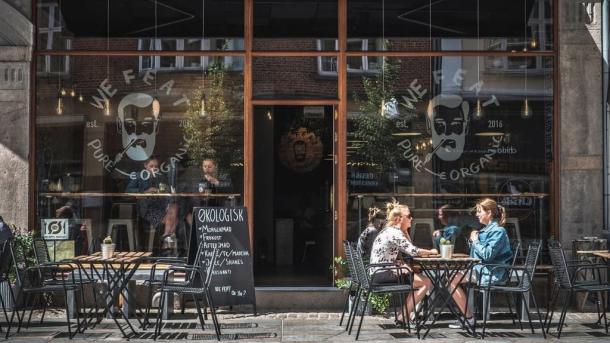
[369,201,438,323]
[447,198,513,329]
[433,204,461,250]
[356,205,385,260]
[126,156,179,252]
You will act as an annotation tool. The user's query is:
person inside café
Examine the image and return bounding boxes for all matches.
[125,156,178,251]
[433,204,461,250]
[369,201,438,323]
[447,198,513,329]
[357,205,385,259]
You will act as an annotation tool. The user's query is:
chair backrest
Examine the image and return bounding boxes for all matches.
[510,240,522,266]
[204,248,218,287]
[9,239,29,288]
[33,238,51,265]
[520,241,541,290]
[547,240,572,288]
[342,240,358,284]
[345,241,370,290]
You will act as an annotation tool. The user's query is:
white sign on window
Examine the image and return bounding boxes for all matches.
[42,219,69,240]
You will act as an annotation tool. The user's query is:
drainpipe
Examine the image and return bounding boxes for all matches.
[601,0,610,230]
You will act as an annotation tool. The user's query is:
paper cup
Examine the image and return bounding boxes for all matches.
[101,243,116,259]
[440,245,454,259]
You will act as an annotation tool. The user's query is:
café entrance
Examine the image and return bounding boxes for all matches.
[253,105,335,286]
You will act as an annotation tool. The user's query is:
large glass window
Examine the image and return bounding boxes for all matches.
[36,55,244,257]
[346,56,553,251]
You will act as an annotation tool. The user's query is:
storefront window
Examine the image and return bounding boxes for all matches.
[35,55,244,257]
[346,56,553,251]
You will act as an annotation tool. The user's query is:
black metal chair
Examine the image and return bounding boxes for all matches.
[153,248,221,340]
[339,241,360,328]
[32,238,99,327]
[5,239,85,339]
[475,241,546,339]
[0,239,14,334]
[546,240,610,338]
[141,244,198,330]
[344,241,418,340]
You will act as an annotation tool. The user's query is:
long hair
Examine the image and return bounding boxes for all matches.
[475,198,506,226]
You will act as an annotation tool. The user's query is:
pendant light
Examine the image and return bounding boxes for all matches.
[103,0,111,116]
[200,0,208,117]
[521,0,532,119]
[473,0,484,119]
[151,0,161,118]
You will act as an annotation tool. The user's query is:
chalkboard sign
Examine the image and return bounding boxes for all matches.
[191,206,256,308]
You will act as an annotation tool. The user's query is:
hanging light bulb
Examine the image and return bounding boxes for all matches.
[521,98,532,118]
[104,98,111,116]
[530,38,538,49]
[69,88,76,97]
[474,98,484,119]
[60,88,67,96]
[266,110,272,120]
[152,96,161,118]
[78,93,84,102]
[56,96,64,115]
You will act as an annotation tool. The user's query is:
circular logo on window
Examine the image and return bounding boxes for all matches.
[278,127,323,173]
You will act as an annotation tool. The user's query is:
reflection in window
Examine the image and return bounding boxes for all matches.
[37,2,71,74]
[317,39,382,75]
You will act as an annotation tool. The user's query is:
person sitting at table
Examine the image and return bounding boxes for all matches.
[126,156,178,251]
[357,205,385,259]
[433,204,461,250]
[369,201,438,323]
[448,198,513,329]
[185,158,232,225]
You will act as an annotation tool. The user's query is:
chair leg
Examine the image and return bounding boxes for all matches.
[142,285,154,330]
[505,292,516,325]
[347,288,362,335]
[193,295,206,331]
[26,293,39,329]
[154,291,166,341]
[481,290,490,339]
[545,286,560,333]
[530,290,547,339]
[339,286,351,326]
[522,293,535,334]
[556,290,572,339]
[63,290,73,339]
[17,292,30,334]
[511,292,524,331]
[355,292,371,341]
[204,291,221,341]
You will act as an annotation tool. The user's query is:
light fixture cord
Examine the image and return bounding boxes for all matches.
[477,0,480,91]
[382,0,385,102]
[106,0,109,83]
[524,0,527,96]
[154,0,158,95]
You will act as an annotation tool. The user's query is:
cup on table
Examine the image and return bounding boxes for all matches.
[440,244,454,259]
[158,182,167,193]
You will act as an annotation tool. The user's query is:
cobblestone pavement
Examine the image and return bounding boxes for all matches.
[0,310,608,342]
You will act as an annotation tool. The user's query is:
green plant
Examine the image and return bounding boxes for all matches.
[369,293,391,314]
[439,237,453,245]
[103,235,113,244]
[8,225,35,285]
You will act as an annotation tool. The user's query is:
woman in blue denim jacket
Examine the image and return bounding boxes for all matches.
[448,198,512,329]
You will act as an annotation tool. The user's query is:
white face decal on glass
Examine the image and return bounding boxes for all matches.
[117,93,158,161]
[427,94,470,162]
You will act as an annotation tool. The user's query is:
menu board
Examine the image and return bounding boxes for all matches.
[191,206,256,308]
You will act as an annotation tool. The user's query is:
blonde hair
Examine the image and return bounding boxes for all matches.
[385,200,407,226]
[475,198,506,226]
[367,206,383,224]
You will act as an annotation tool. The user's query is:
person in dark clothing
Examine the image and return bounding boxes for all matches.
[356,206,385,258]
[0,215,13,242]
[126,156,178,249]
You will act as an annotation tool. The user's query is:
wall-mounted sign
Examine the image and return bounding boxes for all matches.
[303,106,325,119]
[278,127,323,173]
[42,219,69,240]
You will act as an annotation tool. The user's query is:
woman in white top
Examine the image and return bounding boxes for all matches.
[370,202,437,322]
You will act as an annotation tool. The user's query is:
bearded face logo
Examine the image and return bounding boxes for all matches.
[116,93,159,161]
[426,94,470,162]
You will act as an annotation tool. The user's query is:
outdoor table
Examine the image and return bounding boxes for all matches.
[413,254,479,338]
[593,251,610,308]
[70,251,151,338]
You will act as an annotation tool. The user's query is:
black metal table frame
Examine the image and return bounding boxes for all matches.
[73,257,146,338]
[415,258,478,339]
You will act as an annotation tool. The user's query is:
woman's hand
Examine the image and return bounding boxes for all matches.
[428,248,438,255]
[433,230,441,237]
[204,174,220,186]
[469,230,479,242]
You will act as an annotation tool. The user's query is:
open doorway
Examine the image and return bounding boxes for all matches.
[253,105,334,286]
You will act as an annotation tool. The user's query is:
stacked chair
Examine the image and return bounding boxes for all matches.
[153,246,221,341]
[343,240,419,340]
[4,239,86,339]
[546,240,610,338]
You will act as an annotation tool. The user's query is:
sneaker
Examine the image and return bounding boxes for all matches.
[448,317,474,329]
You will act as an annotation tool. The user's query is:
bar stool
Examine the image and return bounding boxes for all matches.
[107,203,137,251]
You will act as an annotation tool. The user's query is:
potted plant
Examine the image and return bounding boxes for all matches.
[101,235,115,259]
[439,237,454,259]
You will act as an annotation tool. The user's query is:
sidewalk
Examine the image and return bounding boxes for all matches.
[0,310,610,343]
[1,310,608,342]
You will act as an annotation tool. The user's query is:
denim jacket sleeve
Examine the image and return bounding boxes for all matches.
[471,227,510,263]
